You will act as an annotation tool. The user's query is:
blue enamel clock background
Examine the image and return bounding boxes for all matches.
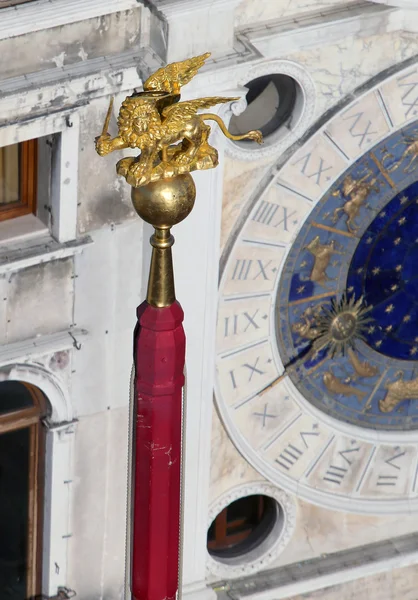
[276,120,418,430]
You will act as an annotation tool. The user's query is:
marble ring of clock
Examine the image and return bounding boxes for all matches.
[206,483,296,577]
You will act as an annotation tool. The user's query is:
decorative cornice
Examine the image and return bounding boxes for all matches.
[0,328,88,368]
[206,483,296,578]
[0,48,159,125]
[241,2,400,57]
[368,0,418,7]
[148,0,241,18]
[0,0,139,42]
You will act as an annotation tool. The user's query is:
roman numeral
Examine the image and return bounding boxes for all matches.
[228,356,268,390]
[377,475,398,486]
[252,201,297,231]
[242,357,265,381]
[375,451,406,488]
[385,451,405,470]
[324,465,348,485]
[223,309,264,337]
[398,70,418,118]
[276,444,303,470]
[253,403,277,428]
[232,259,253,280]
[231,259,272,281]
[224,315,238,337]
[344,111,377,148]
[293,152,332,186]
[275,429,319,471]
[323,447,360,485]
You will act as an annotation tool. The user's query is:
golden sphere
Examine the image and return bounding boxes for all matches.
[131,173,196,229]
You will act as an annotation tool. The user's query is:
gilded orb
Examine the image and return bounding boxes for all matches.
[131,173,196,230]
[330,312,357,342]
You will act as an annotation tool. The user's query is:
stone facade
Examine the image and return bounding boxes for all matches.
[1,1,418,599]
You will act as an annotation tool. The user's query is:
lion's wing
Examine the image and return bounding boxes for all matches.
[161,97,238,129]
[143,53,211,93]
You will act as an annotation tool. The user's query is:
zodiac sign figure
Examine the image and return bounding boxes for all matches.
[95,52,263,187]
[323,370,366,401]
[379,371,418,413]
[332,172,378,234]
[347,348,378,378]
[304,236,342,286]
[381,132,418,174]
[292,305,323,341]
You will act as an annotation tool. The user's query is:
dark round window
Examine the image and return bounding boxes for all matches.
[229,74,298,143]
[207,494,278,559]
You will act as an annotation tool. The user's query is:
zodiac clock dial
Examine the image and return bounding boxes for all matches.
[216,70,418,514]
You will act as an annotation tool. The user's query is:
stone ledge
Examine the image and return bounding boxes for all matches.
[0,234,93,274]
[0,0,139,42]
[212,532,418,600]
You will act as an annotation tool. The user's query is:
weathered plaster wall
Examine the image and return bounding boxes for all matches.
[68,405,129,600]
[77,99,137,235]
[0,259,74,345]
[0,9,141,80]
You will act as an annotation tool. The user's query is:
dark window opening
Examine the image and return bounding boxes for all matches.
[0,382,47,599]
[229,74,298,143]
[207,494,277,559]
[0,139,37,222]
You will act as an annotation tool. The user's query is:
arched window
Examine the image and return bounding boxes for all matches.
[0,381,48,599]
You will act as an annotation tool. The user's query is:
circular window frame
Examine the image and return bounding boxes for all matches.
[206,483,296,578]
[224,60,316,162]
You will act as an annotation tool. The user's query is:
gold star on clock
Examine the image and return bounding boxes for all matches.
[398,216,407,226]
[400,195,408,204]
[366,237,373,244]
[347,286,354,293]
[396,265,402,272]
[380,211,386,218]
[368,325,376,334]
[410,346,418,356]
[297,285,306,294]
[375,340,382,348]
[394,237,401,246]
[372,267,381,275]
[403,315,411,323]
[357,267,364,274]
[390,284,399,292]
[385,304,395,314]
[300,260,307,268]
[385,324,393,333]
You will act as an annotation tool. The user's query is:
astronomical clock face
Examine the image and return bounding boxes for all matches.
[216,66,418,514]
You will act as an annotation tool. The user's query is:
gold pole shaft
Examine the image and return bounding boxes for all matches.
[146,228,176,307]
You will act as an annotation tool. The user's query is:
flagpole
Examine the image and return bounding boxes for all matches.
[130,174,195,600]
[94,51,262,600]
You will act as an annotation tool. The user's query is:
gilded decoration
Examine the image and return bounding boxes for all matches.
[95,52,262,188]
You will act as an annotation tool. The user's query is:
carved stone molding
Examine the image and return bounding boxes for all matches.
[224,59,316,161]
[206,482,296,578]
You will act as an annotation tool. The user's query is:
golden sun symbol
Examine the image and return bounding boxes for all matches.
[311,293,374,357]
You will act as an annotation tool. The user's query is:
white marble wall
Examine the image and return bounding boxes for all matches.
[235,0,351,28]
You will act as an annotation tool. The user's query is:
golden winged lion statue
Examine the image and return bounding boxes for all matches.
[95,52,263,187]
